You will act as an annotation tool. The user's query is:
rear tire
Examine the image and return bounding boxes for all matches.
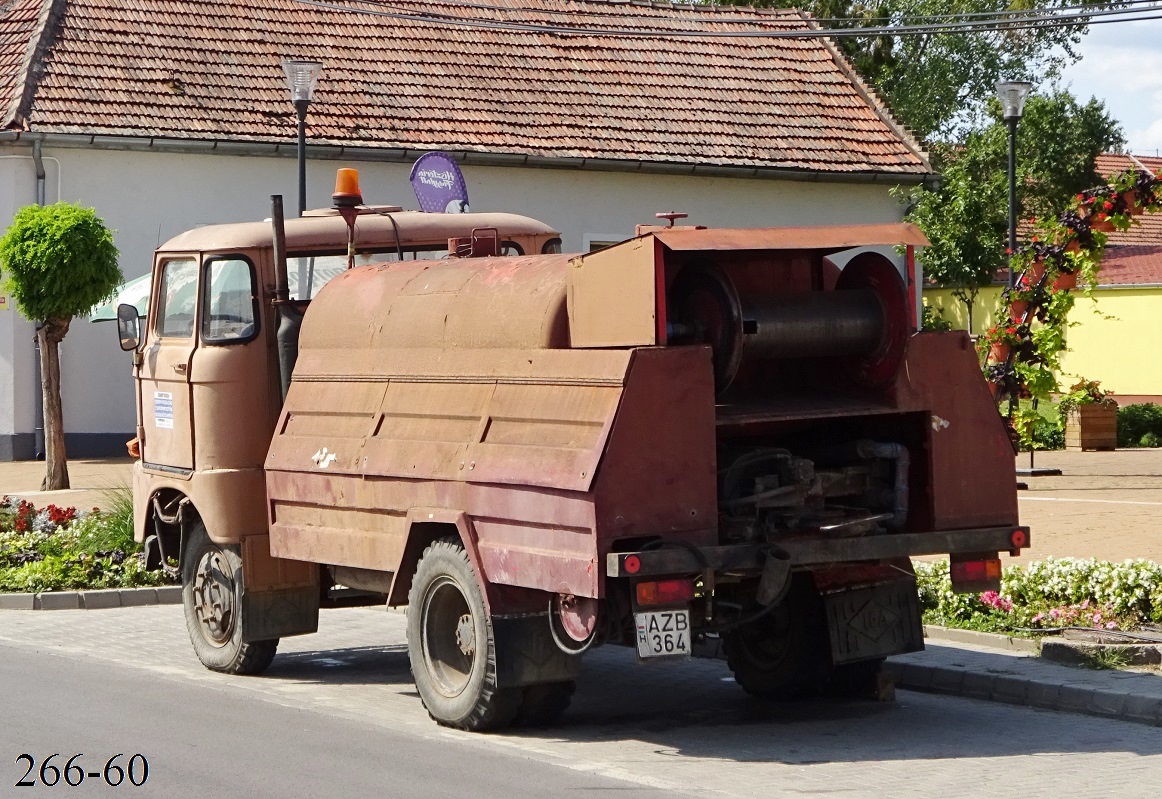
[722,578,828,700]
[181,521,278,675]
[514,681,575,727]
[406,538,520,731]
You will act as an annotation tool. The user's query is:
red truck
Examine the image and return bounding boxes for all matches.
[117,175,1027,731]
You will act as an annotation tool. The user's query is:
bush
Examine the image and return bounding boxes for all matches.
[0,494,172,593]
[915,557,1162,635]
[1118,403,1162,447]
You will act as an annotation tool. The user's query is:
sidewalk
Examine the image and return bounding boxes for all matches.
[0,457,134,512]
[888,631,1162,727]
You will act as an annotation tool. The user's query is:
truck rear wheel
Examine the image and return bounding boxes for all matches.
[406,538,520,731]
[722,579,827,700]
[181,521,278,675]
[514,681,575,727]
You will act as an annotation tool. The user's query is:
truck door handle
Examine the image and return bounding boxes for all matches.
[172,363,187,374]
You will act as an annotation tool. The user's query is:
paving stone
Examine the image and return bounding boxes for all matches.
[0,593,36,610]
[1087,688,1130,718]
[36,591,81,610]
[1123,694,1162,725]
[1024,680,1061,710]
[119,587,159,607]
[960,671,994,700]
[928,665,965,693]
[80,589,122,609]
[990,675,1029,706]
[1057,684,1097,714]
[154,585,182,604]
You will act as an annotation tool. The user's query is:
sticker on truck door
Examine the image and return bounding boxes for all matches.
[153,392,174,429]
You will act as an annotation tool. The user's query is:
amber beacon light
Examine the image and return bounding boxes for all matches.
[332,168,363,208]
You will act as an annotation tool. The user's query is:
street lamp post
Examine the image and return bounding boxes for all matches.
[996,80,1032,289]
[996,80,1058,478]
[281,59,324,217]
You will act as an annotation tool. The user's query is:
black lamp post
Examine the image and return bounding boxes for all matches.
[282,59,324,217]
[996,80,1032,289]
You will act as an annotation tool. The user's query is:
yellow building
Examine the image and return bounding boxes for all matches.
[924,244,1162,402]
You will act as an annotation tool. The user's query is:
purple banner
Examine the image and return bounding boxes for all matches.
[409,152,470,213]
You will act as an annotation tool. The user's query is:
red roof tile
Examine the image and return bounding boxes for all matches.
[0,0,51,128]
[1096,153,1162,246]
[1096,245,1162,286]
[2,0,930,175]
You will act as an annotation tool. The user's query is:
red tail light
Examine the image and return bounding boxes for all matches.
[950,557,1002,593]
[951,558,1002,583]
[635,579,695,607]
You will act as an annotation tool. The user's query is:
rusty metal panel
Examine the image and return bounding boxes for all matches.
[652,223,930,253]
[276,347,632,492]
[592,346,718,546]
[567,237,660,347]
[473,519,597,597]
[266,381,386,476]
[300,255,574,353]
[241,535,318,591]
[465,382,621,491]
[895,332,1019,529]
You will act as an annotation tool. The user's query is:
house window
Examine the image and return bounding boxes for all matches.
[155,258,198,339]
[202,257,258,343]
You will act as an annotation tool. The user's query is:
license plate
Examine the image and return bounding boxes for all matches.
[634,609,692,659]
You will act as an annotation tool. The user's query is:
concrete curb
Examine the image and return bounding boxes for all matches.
[886,638,1162,728]
[923,624,1041,654]
[0,585,181,610]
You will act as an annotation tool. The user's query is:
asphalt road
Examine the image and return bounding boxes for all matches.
[0,644,676,799]
[3,606,1162,799]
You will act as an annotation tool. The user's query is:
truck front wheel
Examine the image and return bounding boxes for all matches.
[181,521,278,675]
[406,538,520,731]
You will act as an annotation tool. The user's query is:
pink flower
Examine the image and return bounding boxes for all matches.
[1106,622,1117,630]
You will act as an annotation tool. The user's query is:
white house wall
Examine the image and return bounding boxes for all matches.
[0,143,908,458]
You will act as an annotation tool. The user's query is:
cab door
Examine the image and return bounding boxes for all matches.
[139,255,199,473]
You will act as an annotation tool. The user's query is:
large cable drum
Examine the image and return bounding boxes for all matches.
[666,251,910,394]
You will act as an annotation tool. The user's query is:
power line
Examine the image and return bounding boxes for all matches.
[289,0,1162,39]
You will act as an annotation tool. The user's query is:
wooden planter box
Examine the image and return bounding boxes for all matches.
[1065,404,1118,451]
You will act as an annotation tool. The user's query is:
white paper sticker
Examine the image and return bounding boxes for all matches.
[154,391,174,429]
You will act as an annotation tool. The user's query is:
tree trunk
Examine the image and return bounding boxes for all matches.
[38,318,71,491]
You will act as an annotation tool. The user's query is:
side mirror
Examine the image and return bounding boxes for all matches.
[116,303,141,351]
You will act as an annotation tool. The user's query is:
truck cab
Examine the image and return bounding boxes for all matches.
[121,204,561,650]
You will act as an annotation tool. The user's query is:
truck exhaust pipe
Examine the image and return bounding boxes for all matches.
[271,194,303,404]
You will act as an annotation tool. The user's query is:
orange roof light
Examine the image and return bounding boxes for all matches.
[332,168,363,208]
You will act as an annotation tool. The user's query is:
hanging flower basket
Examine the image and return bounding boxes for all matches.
[1054,270,1078,290]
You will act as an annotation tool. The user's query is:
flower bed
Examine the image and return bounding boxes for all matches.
[916,558,1162,635]
[0,495,173,593]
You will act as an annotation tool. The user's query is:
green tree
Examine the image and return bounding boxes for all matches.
[895,92,1122,327]
[724,0,1102,142]
[0,203,121,490]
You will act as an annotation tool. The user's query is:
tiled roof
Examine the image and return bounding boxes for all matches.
[0,0,51,128]
[1097,245,1162,287]
[0,0,931,176]
[1096,153,1162,246]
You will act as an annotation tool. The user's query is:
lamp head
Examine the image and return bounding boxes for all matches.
[995,80,1033,121]
[282,59,323,104]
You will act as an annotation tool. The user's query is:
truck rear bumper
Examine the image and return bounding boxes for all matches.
[606,525,1029,578]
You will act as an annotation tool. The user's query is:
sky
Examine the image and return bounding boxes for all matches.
[1059,16,1162,157]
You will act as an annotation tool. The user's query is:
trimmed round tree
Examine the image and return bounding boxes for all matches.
[0,203,121,489]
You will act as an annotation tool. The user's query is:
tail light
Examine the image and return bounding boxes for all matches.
[950,556,1002,593]
[635,579,695,608]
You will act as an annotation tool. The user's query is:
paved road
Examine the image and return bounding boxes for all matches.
[2,607,1162,799]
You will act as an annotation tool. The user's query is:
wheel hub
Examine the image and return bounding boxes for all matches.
[421,576,478,698]
[192,550,235,647]
[455,613,476,655]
